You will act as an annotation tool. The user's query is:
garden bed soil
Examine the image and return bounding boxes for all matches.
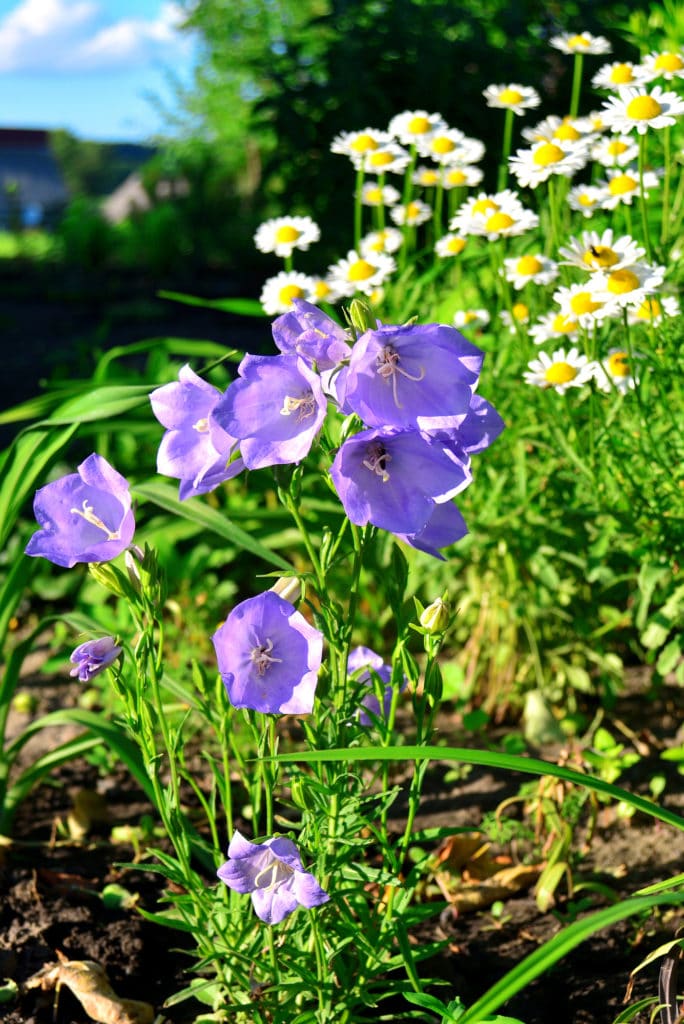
[3,667,684,1024]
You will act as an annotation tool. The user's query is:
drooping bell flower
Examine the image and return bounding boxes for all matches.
[70,636,122,682]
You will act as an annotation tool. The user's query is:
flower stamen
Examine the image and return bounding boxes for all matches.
[250,638,282,676]
[280,393,317,420]
[376,345,425,408]
[362,443,392,482]
[70,499,120,541]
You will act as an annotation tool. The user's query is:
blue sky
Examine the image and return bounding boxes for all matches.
[0,0,197,141]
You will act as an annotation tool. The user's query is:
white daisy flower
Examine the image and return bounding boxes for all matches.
[638,50,684,83]
[509,138,590,188]
[326,249,396,298]
[592,348,640,394]
[254,216,320,258]
[522,115,589,144]
[388,110,447,146]
[553,282,618,326]
[331,128,392,158]
[528,310,581,345]
[435,233,468,258]
[591,61,642,90]
[591,134,639,167]
[389,199,433,226]
[450,189,539,239]
[601,85,684,134]
[359,227,404,256]
[500,302,531,333]
[558,229,646,272]
[453,309,491,330]
[567,184,604,216]
[627,294,681,326]
[442,136,486,165]
[591,261,665,307]
[412,165,443,188]
[524,347,596,393]
[550,32,611,56]
[351,143,411,175]
[415,127,468,164]
[361,181,401,207]
[597,167,660,209]
[503,252,559,290]
[441,164,484,189]
[482,83,541,115]
[260,271,317,315]
[310,275,344,306]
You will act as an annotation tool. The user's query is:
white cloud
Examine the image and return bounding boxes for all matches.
[0,0,189,72]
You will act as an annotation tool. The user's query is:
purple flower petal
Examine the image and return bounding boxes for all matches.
[272,299,351,370]
[395,500,468,559]
[69,636,122,682]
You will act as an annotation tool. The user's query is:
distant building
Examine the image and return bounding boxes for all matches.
[0,128,69,229]
[101,171,189,224]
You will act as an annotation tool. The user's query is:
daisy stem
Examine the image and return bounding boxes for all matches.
[498,108,514,191]
[637,133,654,262]
[377,172,386,233]
[570,53,584,120]
[399,146,418,273]
[284,254,293,273]
[434,178,445,235]
[546,176,562,254]
[354,165,365,251]
[661,125,672,248]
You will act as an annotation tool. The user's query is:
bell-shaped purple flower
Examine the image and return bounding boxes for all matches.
[395,500,469,560]
[213,354,328,470]
[218,830,329,925]
[330,427,471,536]
[344,323,484,431]
[212,591,323,715]
[149,364,244,500]
[347,645,409,725]
[25,454,135,568]
[272,299,351,371]
[70,636,122,682]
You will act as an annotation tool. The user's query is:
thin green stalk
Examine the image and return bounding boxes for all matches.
[661,124,672,248]
[354,164,365,250]
[638,132,654,261]
[498,107,515,190]
[569,52,584,119]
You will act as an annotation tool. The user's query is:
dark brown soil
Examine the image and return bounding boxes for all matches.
[3,668,684,1024]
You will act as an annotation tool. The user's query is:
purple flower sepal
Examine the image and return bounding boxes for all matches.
[217,830,329,924]
[344,322,484,432]
[272,299,351,371]
[394,500,468,560]
[70,636,122,682]
[25,454,135,568]
[213,354,328,470]
[149,365,244,500]
[212,591,323,715]
[330,427,472,536]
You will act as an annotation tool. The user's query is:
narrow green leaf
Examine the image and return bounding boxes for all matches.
[46,385,152,424]
[158,290,267,317]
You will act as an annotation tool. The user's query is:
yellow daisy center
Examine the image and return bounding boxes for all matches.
[570,292,603,315]
[432,136,456,154]
[486,212,515,232]
[314,280,331,300]
[499,88,523,105]
[552,313,578,333]
[554,123,581,141]
[446,236,467,254]
[577,192,597,207]
[348,259,376,282]
[446,169,467,186]
[568,34,590,49]
[634,298,661,320]
[609,174,637,195]
[279,284,305,305]
[626,95,662,121]
[275,225,300,244]
[607,140,629,156]
[583,245,618,269]
[607,351,630,376]
[533,142,565,166]
[516,255,543,275]
[406,202,422,219]
[407,115,431,134]
[545,361,577,384]
[472,198,499,215]
[512,302,529,321]
[365,187,382,203]
[654,52,683,72]
[606,269,640,294]
[419,170,440,185]
[610,63,634,84]
[462,311,479,323]
[350,134,378,153]
[367,233,387,252]
[369,151,395,168]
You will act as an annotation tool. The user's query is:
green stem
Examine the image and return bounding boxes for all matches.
[354,164,365,251]
[661,124,671,249]
[570,52,584,119]
[638,132,654,262]
[498,107,515,191]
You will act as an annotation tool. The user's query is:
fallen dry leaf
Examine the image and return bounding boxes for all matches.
[24,950,154,1024]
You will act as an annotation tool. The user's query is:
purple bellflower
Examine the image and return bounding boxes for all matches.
[439,394,505,457]
[149,364,244,500]
[218,830,329,924]
[272,299,352,371]
[347,645,408,725]
[25,454,135,568]
[330,427,472,536]
[395,500,469,560]
[212,591,323,715]
[70,636,122,682]
[213,354,328,470]
[344,322,484,432]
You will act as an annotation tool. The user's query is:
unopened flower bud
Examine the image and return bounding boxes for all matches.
[88,561,128,597]
[419,595,450,635]
[269,576,302,604]
[348,298,378,336]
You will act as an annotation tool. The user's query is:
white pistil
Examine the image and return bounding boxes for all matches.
[192,417,210,433]
[70,499,120,541]
[254,859,293,889]
[250,638,283,676]
[362,443,392,482]
[280,393,316,420]
[376,345,425,408]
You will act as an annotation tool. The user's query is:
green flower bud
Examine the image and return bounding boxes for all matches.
[88,561,129,597]
[348,298,378,335]
[419,595,450,635]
